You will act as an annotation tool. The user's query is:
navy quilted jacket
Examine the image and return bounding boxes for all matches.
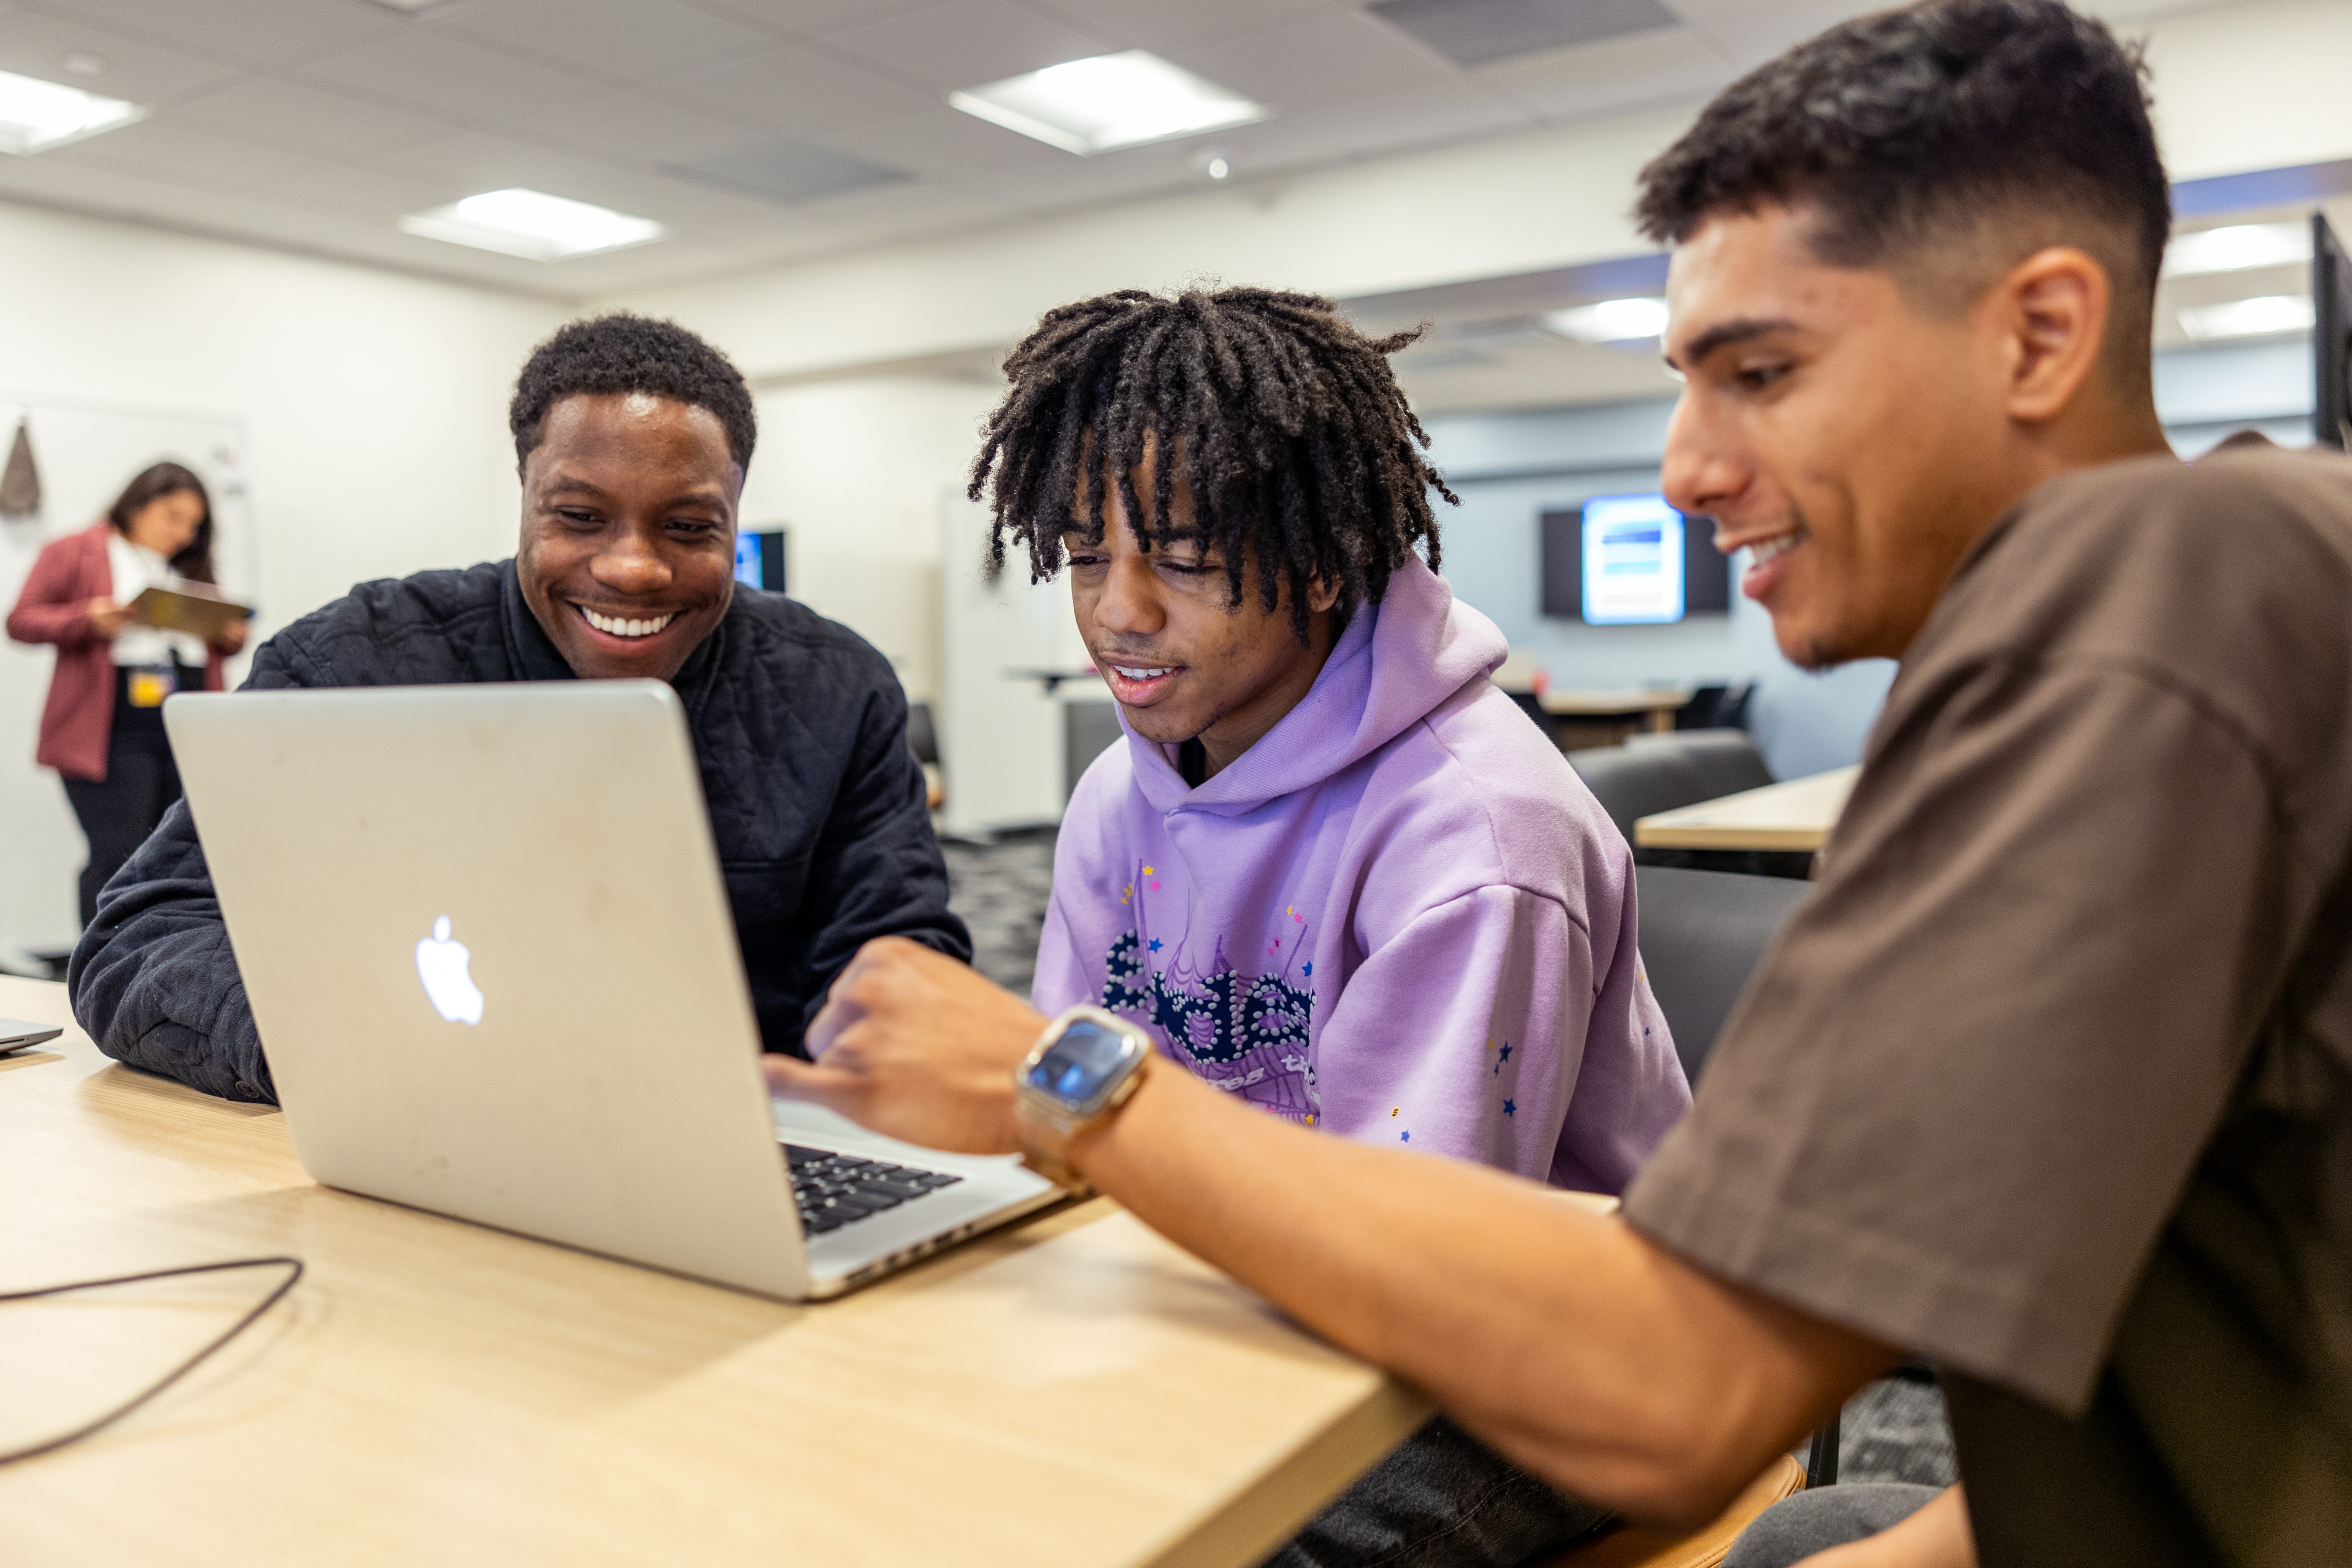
[67,560,969,1102]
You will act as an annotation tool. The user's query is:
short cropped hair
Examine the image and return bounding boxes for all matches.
[1636,0,2168,374]
[508,313,757,475]
[969,286,1456,645]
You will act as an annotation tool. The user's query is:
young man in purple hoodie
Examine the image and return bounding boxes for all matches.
[968,286,1691,1197]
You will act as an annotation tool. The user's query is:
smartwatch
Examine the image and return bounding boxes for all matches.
[1012,1006,1153,1187]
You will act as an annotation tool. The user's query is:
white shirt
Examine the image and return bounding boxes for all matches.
[105,531,207,668]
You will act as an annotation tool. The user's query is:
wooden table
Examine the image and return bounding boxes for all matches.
[1535,686,1692,734]
[1635,765,1861,853]
[0,977,1426,1568]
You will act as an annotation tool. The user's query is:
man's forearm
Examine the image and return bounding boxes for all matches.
[1071,1060,1894,1523]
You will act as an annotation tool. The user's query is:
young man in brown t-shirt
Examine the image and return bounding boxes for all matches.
[760,3,2352,1565]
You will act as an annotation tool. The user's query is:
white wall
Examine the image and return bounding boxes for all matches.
[738,376,999,706]
[0,200,561,964]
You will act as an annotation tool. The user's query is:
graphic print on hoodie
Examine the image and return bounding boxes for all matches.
[1034,558,1692,1191]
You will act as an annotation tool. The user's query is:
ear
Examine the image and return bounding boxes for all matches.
[1305,574,1343,616]
[1994,246,2110,424]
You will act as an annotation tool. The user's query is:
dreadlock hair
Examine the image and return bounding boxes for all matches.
[509,313,757,477]
[968,286,1457,646]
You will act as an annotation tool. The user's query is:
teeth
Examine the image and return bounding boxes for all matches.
[581,606,677,639]
[1113,665,1174,680]
[1748,532,1801,565]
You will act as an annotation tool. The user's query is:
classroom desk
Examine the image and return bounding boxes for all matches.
[1534,686,1692,734]
[1634,765,1862,853]
[0,977,1427,1568]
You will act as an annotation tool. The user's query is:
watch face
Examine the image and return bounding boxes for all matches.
[1025,1017,1139,1111]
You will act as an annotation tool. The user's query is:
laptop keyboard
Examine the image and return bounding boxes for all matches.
[785,1144,964,1235]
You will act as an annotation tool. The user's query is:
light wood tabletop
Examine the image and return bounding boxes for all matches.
[0,976,1428,1568]
[1634,765,1861,853]
[1533,687,1692,732]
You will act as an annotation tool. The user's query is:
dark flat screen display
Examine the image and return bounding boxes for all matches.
[2316,214,2351,452]
[734,529,787,591]
[1540,496,1729,622]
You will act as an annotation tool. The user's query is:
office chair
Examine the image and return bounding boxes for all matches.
[1631,864,1813,1086]
[1568,746,1713,844]
[1625,730,1774,803]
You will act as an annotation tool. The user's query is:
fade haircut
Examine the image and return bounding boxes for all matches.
[1635,0,2169,384]
[509,313,757,476]
[968,286,1457,645]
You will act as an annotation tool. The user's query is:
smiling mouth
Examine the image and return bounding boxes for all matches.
[1097,656,1185,703]
[1746,526,1805,565]
[576,604,679,640]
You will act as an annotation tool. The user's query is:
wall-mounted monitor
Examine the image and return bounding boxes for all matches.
[1539,495,1728,623]
[2315,213,2351,451]
[734,528,787,592]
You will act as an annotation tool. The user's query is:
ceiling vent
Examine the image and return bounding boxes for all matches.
[1369,0,1678,67]
[668,142,910,206]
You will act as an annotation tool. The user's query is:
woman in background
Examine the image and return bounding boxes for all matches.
[6,462,248,929]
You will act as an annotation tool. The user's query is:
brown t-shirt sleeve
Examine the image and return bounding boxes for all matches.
[1623,451,2352,1416]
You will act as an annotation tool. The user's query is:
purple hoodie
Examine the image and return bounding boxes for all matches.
[1034,558,1690,1191]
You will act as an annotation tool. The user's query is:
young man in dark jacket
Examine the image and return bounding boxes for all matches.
[70,313,968,1103]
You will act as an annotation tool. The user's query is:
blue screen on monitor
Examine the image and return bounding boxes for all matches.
[1580,494,1685,624]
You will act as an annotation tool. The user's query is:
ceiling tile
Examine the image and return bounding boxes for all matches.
[669,139,908,203]
[296,27,605,124]
[1659,0,1866,69]
[1475,25,1731,122]
[818,99,1043,178]
[678,0,932,42]
[0,7,245,101]
[20,0,408,69]
[1171,10,1455,112]
[436,0,777,83]
[1369,0,1679,68]
[1216,78,1532,173]
[36,116,356,190]
[171,73,449,155]
[381,129,790,230]
[1018,0,1333,53]
[505,89,767,165]
[652,42,930,134]
[821,0,1108,92]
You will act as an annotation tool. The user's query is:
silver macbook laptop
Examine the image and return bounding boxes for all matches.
[167,680,1059,1301]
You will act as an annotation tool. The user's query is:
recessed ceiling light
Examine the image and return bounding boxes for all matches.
[949,51,1267,156]
[60,52,107,77]
[1543,297,1669,343]
[399,189,665,262]
[0,66,142,155]
[2178,294,2315,342]
[2164,222,2310,278]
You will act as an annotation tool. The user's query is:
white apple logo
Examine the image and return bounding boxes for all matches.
[415,916,484,1025]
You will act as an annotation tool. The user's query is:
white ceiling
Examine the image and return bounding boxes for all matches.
[0,0,2251,300]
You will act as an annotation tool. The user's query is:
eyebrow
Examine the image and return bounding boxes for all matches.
[1666,317,1803,371]
[542,474,728,507]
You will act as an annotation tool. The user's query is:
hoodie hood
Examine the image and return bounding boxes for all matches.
[1122,555,1505,815]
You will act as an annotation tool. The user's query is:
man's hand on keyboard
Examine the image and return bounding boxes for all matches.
[767,937,1043,1155]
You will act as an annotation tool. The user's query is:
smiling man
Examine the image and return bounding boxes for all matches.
[767,7,2351,1568]
[72,314,968,1101]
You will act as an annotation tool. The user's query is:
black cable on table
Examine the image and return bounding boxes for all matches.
[0,1256,304,1466]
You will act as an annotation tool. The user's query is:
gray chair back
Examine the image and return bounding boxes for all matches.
[1568,745,1711,843]
[905,701,939,767]
[1634,864,1813,1085]
[1063,700,1126,801]
[1627,728,1774,801]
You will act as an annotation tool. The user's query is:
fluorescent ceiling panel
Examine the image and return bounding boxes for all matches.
[1368,0,1677,67]
[2178,294,2315,342]
[669,142,910,205]
[2163,221,2311,277]
[949,51,1266,156]
[1544,297,1669,343]
[0,67,143,155]
[399,189,665,261]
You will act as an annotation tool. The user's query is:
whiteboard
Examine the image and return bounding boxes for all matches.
[0,395,254,969]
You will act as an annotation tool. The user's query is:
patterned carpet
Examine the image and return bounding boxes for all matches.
[937,827,1959,1492]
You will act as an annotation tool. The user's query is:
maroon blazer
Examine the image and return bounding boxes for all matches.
[5,521,226,782]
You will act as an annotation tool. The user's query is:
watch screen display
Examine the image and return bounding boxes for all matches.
[1027,1019,1133,1106]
